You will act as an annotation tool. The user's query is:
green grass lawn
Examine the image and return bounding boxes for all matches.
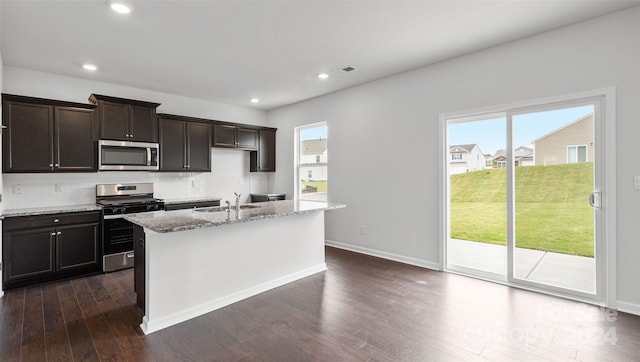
[450,163,594,257]
[301,180,327,192]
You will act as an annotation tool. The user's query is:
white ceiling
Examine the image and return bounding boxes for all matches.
[2,0,639,110]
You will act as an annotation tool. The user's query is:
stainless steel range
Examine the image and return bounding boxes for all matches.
[96,183,164,272]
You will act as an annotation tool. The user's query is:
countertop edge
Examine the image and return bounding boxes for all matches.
[1,204,103,218]
[126,203,346,233]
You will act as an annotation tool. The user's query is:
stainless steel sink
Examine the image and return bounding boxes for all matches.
[194,204,262,212]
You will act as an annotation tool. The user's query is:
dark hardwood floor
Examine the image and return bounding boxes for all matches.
[1,246,639,361]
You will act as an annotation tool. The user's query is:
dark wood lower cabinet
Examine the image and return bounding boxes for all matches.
[133,225,145,313]
[3,227,56,281]
[2,211,102,290]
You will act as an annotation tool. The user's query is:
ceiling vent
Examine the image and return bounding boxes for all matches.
[341,66,356,73]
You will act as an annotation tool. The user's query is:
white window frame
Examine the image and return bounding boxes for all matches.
[294,122,328,202]
[567,144,588,163]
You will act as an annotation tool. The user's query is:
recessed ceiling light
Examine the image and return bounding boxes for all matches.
[83,63,98,71]
[317,73,329,80]
[250,98,260,104]
[110,2,131,14]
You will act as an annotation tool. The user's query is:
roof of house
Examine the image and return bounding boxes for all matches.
[514,146,534,158]
[531,113,594,144]
[301,139,327,155]
[449,144,478,153]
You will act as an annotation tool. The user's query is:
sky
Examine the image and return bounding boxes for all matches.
[300,125,328,141]
[449,105,593,155]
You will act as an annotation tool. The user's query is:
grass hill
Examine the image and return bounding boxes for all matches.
[450,163,594,257]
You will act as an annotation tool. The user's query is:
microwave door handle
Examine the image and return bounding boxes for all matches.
[147,147,151,166]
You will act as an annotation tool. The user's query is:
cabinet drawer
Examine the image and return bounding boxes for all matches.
[4,211,101,231]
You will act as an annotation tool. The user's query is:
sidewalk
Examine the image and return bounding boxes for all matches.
[448,238,595,293]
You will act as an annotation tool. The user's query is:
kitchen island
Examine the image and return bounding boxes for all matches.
[125,200,345,334]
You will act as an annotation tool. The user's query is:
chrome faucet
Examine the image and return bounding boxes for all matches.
[225,200,231,211]
[234,192,241,212]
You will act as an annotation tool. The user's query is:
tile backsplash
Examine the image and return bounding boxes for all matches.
[2,149,270,210]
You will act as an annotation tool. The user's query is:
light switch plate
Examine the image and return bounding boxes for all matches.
[634,176,640,190]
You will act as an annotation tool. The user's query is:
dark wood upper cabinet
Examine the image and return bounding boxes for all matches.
[2,94,97,173]
[213,124,237,148]
[158,114,211,172]
[213,123,258,150]
[159,117,186,171]
[250,128,276,172]
[89,94,160,143]
[55,107,97,172]
[187,122,212,171]
[237,128,258,149]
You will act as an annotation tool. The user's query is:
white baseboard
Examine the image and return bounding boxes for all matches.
[325,240,440,271]
[141,263,327,334]
[616,300,640,316]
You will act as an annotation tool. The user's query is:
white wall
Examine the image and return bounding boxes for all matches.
[2,67,270,207]
[267,8,640,310]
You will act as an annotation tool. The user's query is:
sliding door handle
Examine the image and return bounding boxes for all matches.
[589,192,601,209]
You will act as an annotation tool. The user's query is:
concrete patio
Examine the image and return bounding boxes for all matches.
[448,238,595,293]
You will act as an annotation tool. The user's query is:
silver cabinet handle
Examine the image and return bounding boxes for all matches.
[57,231,62,235]
[50,232,56,236]
[126,253,135,258]
[54,163,60,167]
[53,219,59,223]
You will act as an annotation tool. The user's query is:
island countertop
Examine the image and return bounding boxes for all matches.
[125,200,345,233]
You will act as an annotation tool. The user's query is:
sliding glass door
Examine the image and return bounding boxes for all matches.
[445,97,605,302]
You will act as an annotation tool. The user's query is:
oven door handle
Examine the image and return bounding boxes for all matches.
[103,214,126,220]
[147,147,152,166]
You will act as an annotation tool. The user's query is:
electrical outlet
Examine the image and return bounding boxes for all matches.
[191,180,197,188]
[634,176,640,190]
[12,185,23,194]
[55,183,64,193]
[359,225,366,235]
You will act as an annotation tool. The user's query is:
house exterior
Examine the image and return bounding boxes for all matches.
[485,147,534,168]
[532,114,594,165]
[449,144,486,175]
[300,138,327,181]
[514,146,534,166]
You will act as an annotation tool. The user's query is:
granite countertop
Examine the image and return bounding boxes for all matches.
[125,199,345,233]
[163,197,222,205]
[249,193,286,196]
[1,204,103,218]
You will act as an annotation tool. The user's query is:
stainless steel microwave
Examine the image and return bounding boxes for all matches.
[98,140,159,171]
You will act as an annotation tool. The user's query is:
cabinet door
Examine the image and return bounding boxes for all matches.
[99,101,130,140]
[55,107,97,172]
[56,222,100,271]
[159,118,187,171]
[237,128,258,150]
[258,129,276,172]
[3,227,56,283]
[133,225,145,313]
[186,122,212,172]
[130,105,158,143]
[2,100,54,172]
[212,124,237,147]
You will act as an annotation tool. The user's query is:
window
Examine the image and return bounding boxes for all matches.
[567,145,587,163]
[296,122,327,202]
[452,153,462,160]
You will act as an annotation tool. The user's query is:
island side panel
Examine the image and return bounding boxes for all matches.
[141,211,326,334]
